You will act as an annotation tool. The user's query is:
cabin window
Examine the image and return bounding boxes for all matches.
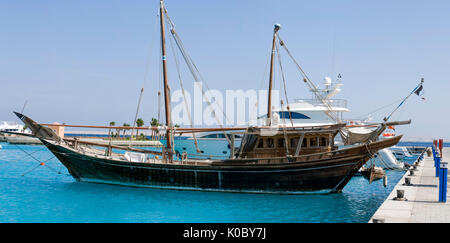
[257,138,264,148]
[267,138,274,148]
[320,137,327,147]
[290,138,299,148]
[301,138,307,148]
[310,137,318,147]
[278,111,311,119]
[277,138,285,148]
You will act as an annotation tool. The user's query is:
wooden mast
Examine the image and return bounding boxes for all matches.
[267,24,281,126]
[160,0,173,162]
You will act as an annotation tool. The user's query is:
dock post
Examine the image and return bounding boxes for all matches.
[432,143,437,162]
[439,139,444,159]
[372,218,385,223]
[439,161,448,203]
[435,153,441,177]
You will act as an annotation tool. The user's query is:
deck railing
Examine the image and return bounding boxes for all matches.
[292,99,348,109]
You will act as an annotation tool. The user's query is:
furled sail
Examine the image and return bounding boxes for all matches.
[340,127,379,145]
[340,120,411,145]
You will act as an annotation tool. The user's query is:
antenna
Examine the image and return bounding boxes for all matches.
[20,100,28,114]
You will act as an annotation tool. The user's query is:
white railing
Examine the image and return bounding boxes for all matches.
[292,99,348,109]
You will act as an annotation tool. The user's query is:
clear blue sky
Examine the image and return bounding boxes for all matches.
[1,0,449,139]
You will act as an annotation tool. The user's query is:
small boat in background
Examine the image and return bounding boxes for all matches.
[406,146,427,156]
[390,146,415,161]
[360,166,385,183]
[0,121,29,134]
[0,121,38,144]
[367,148,404,170]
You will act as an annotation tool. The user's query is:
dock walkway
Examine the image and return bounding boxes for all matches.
[370,147,450,223]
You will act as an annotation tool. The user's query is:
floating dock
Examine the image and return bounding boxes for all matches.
[370,147,449,223]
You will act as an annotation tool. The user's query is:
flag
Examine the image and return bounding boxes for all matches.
[414,85,423,96]
[414,84,426,100]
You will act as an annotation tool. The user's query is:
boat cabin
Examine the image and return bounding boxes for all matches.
[235,124,344,159]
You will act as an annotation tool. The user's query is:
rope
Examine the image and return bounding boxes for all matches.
[15,146,47,161]
[384,79,424,122]
[164,10,233,146]
[272,43,290,155]
[247,53,271,126]
[21,163,42,177]
[168,32,201,153]
[129,88,145,147]
[14,145,70,176]
[277,35,339,122]
[354,97,404,120]
[275,40,294,127]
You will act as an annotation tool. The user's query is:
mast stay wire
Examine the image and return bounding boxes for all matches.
[277,34,339,123]
[129,88,145,147]
[129,13,160,144]
[275,40,294,127]
[163,8,233,145]
[275,40,292,155]
[168,32,201,153]
[247,53,271,126]
[353,97,404,121]
[13,144,70,176]
[165,17,232,126]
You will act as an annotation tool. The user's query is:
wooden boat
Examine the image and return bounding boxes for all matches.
[15,112,401,193]
[12,0,403,194]
[361,166,386,183]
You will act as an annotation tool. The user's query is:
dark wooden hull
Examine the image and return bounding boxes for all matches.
[41,136,402,194]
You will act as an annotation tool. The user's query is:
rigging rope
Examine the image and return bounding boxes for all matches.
[277,35,339,123]
[353,97,404,120]
[129,87,145,147]
[14,145,69,176]
[248,53,271,126]
[275,40,294,127]
[273,42,291,155]
[164,9,233,145]
[168,32,201,153]
[383,79,424,122]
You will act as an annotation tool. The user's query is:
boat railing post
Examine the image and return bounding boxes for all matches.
[162,147,167,162]
[230,134,235,159]
[439,161,448,203]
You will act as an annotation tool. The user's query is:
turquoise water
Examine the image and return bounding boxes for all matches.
[0,143,409,223]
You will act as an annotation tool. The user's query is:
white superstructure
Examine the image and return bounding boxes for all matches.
[262,77,349,127]
[266,77,404,169]
[174,77,404,169]
[0,121,27,133]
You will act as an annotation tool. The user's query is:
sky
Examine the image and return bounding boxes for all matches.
[1,0,449,139]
